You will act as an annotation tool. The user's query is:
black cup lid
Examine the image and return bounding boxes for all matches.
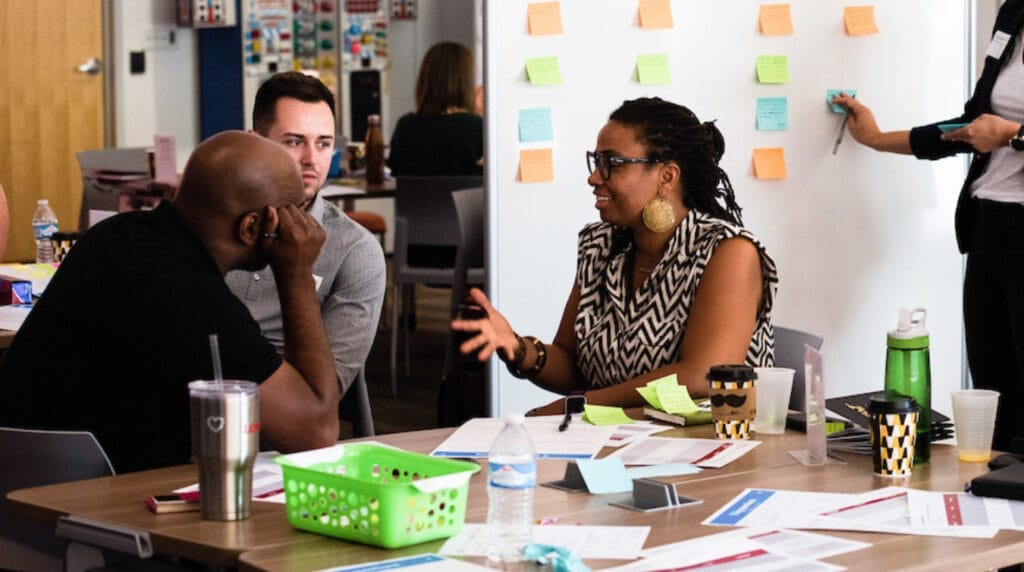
[868,391,919,413]
[706,364,757,382]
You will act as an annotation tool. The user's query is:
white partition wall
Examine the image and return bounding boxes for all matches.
[484,0,971,417]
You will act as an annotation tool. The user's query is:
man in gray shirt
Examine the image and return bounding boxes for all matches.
[227,72,386,419]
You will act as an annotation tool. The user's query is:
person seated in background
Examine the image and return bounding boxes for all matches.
[452,97,779,415]
[0,132,340,473]
[227,72,385,409]
[387,42,483,176]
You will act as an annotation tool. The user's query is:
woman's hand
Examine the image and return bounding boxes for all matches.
[941,114,1021,154]
[831,93,882,148]
[450,288,519,362]
[527,398,565,417]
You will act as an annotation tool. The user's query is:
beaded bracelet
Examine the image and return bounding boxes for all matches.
[506,335,547,379]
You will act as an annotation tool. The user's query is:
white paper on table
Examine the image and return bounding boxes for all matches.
[0,263,57,295]
[440,524,650,560]
[813,486,997,538]
[175,452,286,503]
[640,527,870,562]
[0,304,32,331]
[607,436,760,468]
[317,554,493,571]
[605,421,673,448]
[703,488,852,528]
[319,184,367,198]
[431,416,616,459]
[603,535,843,572]
[907,489,1024,531]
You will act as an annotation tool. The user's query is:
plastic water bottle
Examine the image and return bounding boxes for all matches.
[884,307,931,463]
[487,414,536,564]
[32,199,58,264]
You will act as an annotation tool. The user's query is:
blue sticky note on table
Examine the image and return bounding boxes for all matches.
[756,97,788,131]
[938,123,969,132]
[519,108,554,142]
[826,89,857,113]
[575,457,634,494]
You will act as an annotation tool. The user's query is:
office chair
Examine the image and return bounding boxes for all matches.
[445,187,486,379]
[340,368,375,438]
[773,325,825,412]
[389,176,484,395]
[0,427,115,571]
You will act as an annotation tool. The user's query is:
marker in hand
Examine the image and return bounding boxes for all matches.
[833,94,855,155]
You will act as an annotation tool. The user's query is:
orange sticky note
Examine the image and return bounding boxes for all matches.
[844,6,878,36]
[528,2,563,36]
[752,148,787,180]
[638,0,673,30]
[520,149,554,183]
[759,4,793,35]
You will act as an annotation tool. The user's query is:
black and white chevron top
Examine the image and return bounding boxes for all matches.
[573,210,779,388]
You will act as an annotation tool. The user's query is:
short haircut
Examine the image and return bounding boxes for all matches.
[252,71,336,135]
[415,42,475,115]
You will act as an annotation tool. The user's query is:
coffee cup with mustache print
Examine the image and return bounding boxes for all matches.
[707,365,758,440]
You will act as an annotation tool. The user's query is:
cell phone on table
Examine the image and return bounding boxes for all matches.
[146,493,200,514]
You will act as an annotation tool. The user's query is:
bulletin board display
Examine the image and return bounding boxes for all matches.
[484,0,971,416]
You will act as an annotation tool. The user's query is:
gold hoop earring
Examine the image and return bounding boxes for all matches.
[642,196,676,233]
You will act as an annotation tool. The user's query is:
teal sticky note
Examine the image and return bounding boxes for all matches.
[525,56,563,86]
[575,457,634,494]
[756,97,789,131]
[826,89,857,113]
[519,108,554,142]
[938,122,969,132]
[756,55,789,84]
[636,53,671,85]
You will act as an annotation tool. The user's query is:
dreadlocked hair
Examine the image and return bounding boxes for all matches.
[608,97,743,226]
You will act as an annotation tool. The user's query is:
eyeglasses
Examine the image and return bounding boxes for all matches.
[586,151,664,180]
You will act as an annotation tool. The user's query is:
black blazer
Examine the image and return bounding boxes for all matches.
[908,0,1024,253]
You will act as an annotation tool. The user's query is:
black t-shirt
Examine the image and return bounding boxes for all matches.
[0,203,281,473]
[387,112,483,176]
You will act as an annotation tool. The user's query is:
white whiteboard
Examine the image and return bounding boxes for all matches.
[484,0,970,418]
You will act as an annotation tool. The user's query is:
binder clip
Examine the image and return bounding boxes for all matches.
[609,478,702,513]
[541,461,588,493]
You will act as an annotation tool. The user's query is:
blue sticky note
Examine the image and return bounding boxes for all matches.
[938,123,969,132]
[519,108,554,142]
[575,457,634,494]
[826,89,857,113]
[756,97,789,131]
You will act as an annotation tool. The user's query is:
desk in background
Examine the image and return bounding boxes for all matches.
[7,425,1023,571]
[321,177,396,213]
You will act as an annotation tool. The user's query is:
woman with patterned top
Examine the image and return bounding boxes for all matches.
[452,97,779,415]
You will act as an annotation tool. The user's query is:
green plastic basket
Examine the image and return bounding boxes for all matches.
[274,444,480,548]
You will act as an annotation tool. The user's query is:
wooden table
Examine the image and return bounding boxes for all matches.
[321,177,396,212]
[0,329,16,349]
[8,425,1023,571]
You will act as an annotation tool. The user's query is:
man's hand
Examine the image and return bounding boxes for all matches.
[261,204,325,277]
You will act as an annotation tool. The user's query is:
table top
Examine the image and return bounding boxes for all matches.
[8,424,1022,571]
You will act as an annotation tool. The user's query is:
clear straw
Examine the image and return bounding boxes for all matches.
[209,334,223,383]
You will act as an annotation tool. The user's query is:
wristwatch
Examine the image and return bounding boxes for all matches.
[1009,125,1024,151]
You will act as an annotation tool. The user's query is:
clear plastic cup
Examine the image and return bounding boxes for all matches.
[753,367,795,435]
[951,389,999,463]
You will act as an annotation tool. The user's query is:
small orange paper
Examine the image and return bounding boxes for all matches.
[759,4,793,36]
[752,148,787,180]
[520,149,555,183]
[638,0,673,30]
[528,2,564,36]
[844,6,879,36]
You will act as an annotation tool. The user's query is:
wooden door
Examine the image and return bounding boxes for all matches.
[0,0,104,262]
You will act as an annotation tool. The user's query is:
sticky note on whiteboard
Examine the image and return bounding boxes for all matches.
[844,6,879,36]
[636,53,671,85]
[756,97,789,131]
[759,4,793,35]
[753,148,787,180]
[756,55,789,84]
[638,0,673,30]
[525,56,563,85]
[519,108,554,142]
[527,2,563,36]
[519,149,554,183]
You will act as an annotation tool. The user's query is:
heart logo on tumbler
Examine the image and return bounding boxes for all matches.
[207,416,225,433]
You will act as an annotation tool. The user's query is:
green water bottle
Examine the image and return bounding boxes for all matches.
[884,308,931,463]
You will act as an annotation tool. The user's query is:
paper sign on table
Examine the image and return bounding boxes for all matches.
[756,97,789,131]
[519,108,554,142]
[844,6,878,36]
[519,149,554,183]
[525,56,563,85]
[752,148,787,180]
[636,53,671,85]
[583,404,633,426]
[527,2,563,36]
[756,55,789,84]
[826,89,857,113]
[759,4,793,35]
[638,0,673,30]
[153,134,177,184]
[576,457,634,493]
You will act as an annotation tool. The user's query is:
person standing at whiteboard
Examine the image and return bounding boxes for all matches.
[451,97,779,415]
[832,0,1024,451]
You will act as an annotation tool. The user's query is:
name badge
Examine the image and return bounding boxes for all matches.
[987,31,1011,60]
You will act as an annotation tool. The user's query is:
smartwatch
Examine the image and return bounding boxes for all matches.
[1009,125,1024,151]
[565,391,588,414]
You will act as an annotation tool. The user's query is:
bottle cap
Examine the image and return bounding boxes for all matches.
[37,199,48,206]
[505,414,525,426]
[367,114,381,125]
[887,307,929,349]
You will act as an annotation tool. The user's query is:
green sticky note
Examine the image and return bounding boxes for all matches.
[647,373,678,388]
[525,56,563,86]
[636,53,671,85]
[756,55,789,84]
[656,384,700,415]
[582,404,634,426]
[636,386,663,410]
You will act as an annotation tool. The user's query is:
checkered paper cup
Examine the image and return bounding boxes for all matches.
[868,392,919,478]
